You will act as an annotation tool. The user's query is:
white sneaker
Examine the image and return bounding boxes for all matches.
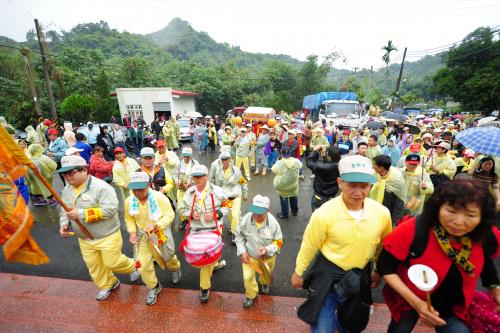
[95,279,120,301]
[146,282,162,305]
[130,270,140,282]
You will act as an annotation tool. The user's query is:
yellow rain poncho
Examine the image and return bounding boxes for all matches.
[401,166,434,216]
[25,144,57,198]
[369,166,406,204]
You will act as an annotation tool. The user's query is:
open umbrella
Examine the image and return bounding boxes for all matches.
[403,123,421,135]
[477,116,497,125]
[456,126,500,156]
[388,114,408,121]
[423,117,438,124]
[364,122,385,130]
[452,114,465,120]
[186,111,203,118]
[381,111,394,117]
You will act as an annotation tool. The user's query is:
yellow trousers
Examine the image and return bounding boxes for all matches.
[228,196,242,235]
[242,256,277,299]
[79,230,135,290]
[235,156,250,178]
[249,150,255,167]
[199,263,217,290]
[177,189,186,221]
[137,237,181,288]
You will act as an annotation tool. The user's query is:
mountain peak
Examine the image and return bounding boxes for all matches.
[146,17,194,46]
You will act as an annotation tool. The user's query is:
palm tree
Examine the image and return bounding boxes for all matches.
[382,40,398,92]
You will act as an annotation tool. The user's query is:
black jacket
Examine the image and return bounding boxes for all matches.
[306,150,339,198]
[382,190,405,225]
[297,253,372,332]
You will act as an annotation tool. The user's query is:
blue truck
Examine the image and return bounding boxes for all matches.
[303,92,367,127]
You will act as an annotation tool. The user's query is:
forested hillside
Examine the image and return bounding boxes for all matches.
[0,17,451,128]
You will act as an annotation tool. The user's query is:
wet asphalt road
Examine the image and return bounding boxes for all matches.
[2,143,497,303]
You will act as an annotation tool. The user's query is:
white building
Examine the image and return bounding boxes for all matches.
[114,87,201,125]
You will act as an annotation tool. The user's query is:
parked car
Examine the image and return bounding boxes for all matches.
[177,118,193,142]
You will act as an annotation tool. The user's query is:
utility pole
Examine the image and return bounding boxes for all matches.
[367,65,373,98]
[34,18,58,120]
[395,47,407,96]
[20,47,42,116]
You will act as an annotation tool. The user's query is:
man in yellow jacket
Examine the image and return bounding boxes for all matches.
[58,155,140,301]
[125,172,182,305]
[292,155,392,332]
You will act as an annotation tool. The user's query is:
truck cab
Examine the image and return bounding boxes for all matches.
[318,100,367,127]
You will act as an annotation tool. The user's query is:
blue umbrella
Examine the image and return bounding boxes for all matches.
[456,126,500,156]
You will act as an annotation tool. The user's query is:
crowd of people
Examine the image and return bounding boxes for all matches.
[3,109,500,333]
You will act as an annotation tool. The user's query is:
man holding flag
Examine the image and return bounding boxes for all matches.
[58,155,140,301]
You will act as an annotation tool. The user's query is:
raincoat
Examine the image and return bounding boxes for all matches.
[162,122,178,150]
[382,144,401,167]
[401,165,434,216]
[271,157,302,197]
[25,126,40,145]
[428,154,457,179]
[63,122,76,147]
[112,157,140,200]
[310,135,329,150]
[369,166,406,204]
[25,144,57,198]
[35,122,48,148]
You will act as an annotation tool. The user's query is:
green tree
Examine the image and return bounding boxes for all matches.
[60,94,97,123]
[432,27,499,113]
[382,40,398,91]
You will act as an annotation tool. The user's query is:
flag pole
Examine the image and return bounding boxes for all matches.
[29,165,94,240]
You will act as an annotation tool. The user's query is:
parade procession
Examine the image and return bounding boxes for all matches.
[1,3,500,332]
[1,108,499,332]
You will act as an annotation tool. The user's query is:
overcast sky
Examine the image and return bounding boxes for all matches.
[1,0,499,69]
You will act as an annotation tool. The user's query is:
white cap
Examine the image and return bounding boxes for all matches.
[128,171,150,190]
[248,195,270,214]
[181,147,193,156]
[140,147,155,157]
[57,155,87,173]
[65,147,83,156]
[87,121,93,125]
[260,125,269,130]
[338,155,376,184]
[219,151,231,160]
[190,164,208,176]
[434,141,451,150]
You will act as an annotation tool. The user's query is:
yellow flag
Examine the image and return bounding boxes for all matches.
[0,125,49,265]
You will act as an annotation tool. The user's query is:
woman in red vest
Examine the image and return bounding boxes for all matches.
[377,179,500,333]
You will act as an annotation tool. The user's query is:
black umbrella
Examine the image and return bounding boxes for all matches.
[364,122,386,130]
[387,114,408,121]
[403,123,420,135]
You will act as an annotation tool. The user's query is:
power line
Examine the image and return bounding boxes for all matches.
[104,0,500,15]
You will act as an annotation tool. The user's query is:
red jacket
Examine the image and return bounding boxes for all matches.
[89,155,114,180]
[382,216,500,322]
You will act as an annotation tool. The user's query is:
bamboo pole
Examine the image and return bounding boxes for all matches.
[29,165,94,240]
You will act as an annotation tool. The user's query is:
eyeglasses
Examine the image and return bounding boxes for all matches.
[61,168,82,177]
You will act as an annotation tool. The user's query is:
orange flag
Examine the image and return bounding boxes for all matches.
[0,124,49,265]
